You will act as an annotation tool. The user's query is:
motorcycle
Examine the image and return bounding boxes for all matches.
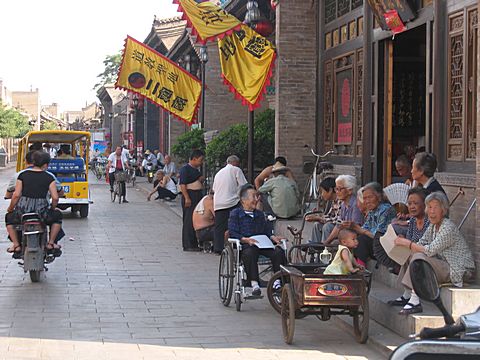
[389,259,480,359]
[145,162,155,183]
[13,213,60,282]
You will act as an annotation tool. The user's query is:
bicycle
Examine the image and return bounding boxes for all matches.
[301,146,334,215]
[111,171,127,204]
[94,157,107,180]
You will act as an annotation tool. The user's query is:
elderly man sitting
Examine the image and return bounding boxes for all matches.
[228,184,286,296]
[258,161,300,219]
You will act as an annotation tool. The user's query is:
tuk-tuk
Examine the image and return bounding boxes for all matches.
[17,130,92,218]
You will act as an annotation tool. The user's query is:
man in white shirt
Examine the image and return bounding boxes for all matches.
[107,146,130,203]
[212,155,247,254]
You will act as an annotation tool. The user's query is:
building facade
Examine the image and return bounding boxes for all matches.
[275,0,479,278]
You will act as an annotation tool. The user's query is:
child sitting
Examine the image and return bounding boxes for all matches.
[324,229,363,275]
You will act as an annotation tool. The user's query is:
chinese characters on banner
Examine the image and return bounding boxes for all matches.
[336,69,353,144]
[173,0,242,43]
[115,36,202,125]
[218,24,276,110]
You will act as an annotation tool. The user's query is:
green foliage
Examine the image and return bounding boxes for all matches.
[206,123,247,170]
[0,103,31,138]
[171,128,206,164]
[41,120,59,130]
[94,52,122,91]
[206,108,275,172]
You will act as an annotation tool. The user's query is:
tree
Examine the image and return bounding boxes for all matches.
[0,103,31,138]
[205,108,275,172]
[41,120,59,130]
[171,128,206,164]
[94,53,122,91]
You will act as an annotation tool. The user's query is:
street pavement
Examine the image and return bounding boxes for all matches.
[0,168,384,359]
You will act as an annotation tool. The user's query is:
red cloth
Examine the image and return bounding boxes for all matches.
[116,159,123,170]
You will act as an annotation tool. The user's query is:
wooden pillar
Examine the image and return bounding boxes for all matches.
[362,1,373,184]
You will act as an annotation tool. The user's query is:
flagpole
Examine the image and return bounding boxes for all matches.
[248,110,254,183]
[244,0,261,184]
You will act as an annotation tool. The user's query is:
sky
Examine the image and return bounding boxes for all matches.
[0,0,179,112]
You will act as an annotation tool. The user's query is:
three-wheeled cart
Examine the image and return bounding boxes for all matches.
[280,264,372,344]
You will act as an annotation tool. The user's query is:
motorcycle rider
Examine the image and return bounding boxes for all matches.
[5,151,62,254]
[141,150,157,174]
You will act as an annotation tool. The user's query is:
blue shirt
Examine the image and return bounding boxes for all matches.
[362,202,396,235]
[228,208,273,248]
[339,195,364,225]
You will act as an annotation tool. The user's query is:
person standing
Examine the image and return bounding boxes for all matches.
[107,146,130,203]
[212,155,247,254]
[179,149,205,251]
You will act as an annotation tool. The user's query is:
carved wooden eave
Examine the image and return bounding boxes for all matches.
[144,15,187,54]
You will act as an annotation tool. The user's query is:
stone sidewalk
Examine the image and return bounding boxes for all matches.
[0,170,384,359]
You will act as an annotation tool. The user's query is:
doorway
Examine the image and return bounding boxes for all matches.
[378,24,427,185]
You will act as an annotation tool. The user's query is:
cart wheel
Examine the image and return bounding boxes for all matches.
[235,292,242,312]
[267,271,282,314]
[353,294,369,344]
[218,245,234,306]
[281,284,295,344]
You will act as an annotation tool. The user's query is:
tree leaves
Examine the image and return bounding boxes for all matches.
[93,53,122,91]
[0,102,31,138]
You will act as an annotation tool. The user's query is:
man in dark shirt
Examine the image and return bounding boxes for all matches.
[179,149,205,251]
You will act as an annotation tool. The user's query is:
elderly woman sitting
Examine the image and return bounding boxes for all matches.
[343,182,396,266]
[324,175,365,245]
[393,192,475,315]
[228,184,286,296]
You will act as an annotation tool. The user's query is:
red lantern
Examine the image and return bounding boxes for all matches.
[271,0,278,10]
[254,20,274,37]
[384,9,407,35]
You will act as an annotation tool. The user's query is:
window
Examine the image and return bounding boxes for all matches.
[325,0,364,24]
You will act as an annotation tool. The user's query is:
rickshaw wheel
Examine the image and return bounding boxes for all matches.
[235,292,241,312]
[353,295,369,344]
[218,245,234,306]
[281,284,295,344]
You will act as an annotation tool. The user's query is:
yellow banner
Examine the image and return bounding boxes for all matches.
[174,0,241,43]
[218,24,276,110]
[115,36,201,125]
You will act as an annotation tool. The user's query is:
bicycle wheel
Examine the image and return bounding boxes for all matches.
[95,165,102,180]
[111,183,117,202]
[301,177,316,215]
[118,182,123,204]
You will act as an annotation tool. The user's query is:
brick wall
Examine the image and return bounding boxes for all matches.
[203,43,252,133]
[275,0,317,185]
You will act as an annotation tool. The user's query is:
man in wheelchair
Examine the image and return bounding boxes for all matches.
[228,184,286,296]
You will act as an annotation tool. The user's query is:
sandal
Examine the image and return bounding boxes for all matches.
[399,303,423,315]
[387,295,410,307]
[46,243,60,250]
[7,244,21,254]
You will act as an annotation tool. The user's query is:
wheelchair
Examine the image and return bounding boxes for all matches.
[218,238,287,311]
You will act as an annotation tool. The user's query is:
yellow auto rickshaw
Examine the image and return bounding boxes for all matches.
[17,130,92,218]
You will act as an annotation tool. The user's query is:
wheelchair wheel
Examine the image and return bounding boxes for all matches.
[218,245,234,306]
[281,283,295,344]
[235,291,241,312]
[267,271,282,314]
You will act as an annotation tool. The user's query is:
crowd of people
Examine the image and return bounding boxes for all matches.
[173,149,475,311]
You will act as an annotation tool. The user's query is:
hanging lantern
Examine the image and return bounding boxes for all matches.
[270,0,279,10]
[384,9,407,35]
[244,1,262,25]
[254,20,274,37]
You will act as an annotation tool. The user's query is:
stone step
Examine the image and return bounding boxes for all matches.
[369,281,446,338]
[440,285,480,318]
[368,262,403,290]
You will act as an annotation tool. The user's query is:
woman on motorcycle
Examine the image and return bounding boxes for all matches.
[5,151,62,254]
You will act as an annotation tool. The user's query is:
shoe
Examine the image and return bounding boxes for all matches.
[122,199,129,203]
[389,264,401,275]
[399,303,423,315]
[273,279,282,291]
[183,247,202,252]
[387,295,410,307]
[252,287,261,296]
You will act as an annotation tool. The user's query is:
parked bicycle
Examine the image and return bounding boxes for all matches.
[111,171,127,204]
[92,156,107,180]
[126,158,136,187]
[301,146,334,215]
